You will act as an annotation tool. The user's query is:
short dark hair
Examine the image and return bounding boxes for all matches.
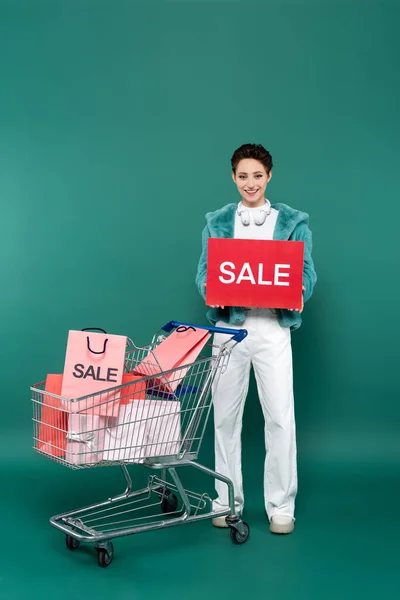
[231,143,273,174]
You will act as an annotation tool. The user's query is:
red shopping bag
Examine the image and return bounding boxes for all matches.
[134,326,211,393]
[38,374,68,457]
[61,328,127,417]
[120,373,147,405]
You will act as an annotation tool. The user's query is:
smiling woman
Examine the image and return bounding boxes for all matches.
[233,146,273,209]
[195,143,317,535]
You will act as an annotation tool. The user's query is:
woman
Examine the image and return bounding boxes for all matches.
[196,143,316,534]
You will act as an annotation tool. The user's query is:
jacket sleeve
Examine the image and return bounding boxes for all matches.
[195,223,210,301]
[290,221,317,303]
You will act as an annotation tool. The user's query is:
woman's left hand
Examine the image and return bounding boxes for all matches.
[288,286,305,313]
[203,283,224,309]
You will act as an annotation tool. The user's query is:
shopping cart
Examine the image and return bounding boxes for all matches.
[31,320,249,567]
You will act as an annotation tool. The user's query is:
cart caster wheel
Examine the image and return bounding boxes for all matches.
[161,491,178,514]
[66,535,80,551]
[96,543,114,568]
[230,521,250,545]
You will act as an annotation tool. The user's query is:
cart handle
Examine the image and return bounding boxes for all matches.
[161,320,248,343]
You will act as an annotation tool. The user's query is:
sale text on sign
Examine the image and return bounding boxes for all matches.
[206,238,304,310]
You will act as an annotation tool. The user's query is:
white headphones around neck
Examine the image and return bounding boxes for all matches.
[237,199,271,226]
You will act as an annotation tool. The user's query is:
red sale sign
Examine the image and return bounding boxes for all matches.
[206,238,304,310]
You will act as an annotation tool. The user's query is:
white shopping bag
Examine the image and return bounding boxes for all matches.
[145,400,181,458]
[66,414,107,465]
[102,401,147,463]
[102,399,182,462]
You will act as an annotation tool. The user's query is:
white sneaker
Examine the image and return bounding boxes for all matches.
[269,516,295,535]
[212,515,229,528]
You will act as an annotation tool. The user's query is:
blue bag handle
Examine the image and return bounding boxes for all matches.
[161,320,248,343]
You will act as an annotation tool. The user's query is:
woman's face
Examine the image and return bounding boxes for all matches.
[232,158,272,208]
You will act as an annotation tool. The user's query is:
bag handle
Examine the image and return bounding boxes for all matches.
[81,328,108,355]
[175,326,196,333]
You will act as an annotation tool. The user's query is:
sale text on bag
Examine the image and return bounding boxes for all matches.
[72,364,119,382]
[206,238,304,309]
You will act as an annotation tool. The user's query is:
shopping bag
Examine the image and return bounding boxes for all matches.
[102,401,148,462]
[38,374,68,457]
[65,414,108,465]
[120,373,147,406]
[145,400,181,458]
[61,329,127,417]
[134,326,211,393]
[102,399,181,462]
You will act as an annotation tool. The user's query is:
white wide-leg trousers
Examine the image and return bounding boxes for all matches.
[212,308,297,520]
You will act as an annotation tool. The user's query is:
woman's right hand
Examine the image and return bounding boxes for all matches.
[203,283,224,309]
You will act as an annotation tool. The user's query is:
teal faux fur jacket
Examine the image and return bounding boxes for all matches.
[195,202,317,331]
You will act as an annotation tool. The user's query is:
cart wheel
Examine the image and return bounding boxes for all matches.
[230,522,250,545]
[96,543,114,568]
[161,491,178,514]
[66,535,80,551]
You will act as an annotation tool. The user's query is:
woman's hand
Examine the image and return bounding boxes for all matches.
[288,286,305,313]
[203,283,224,309]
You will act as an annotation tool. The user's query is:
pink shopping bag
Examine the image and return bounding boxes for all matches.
[61,328,127,417]
[134,326,211,393]
[120,373,147,405]
[38,374,68,457]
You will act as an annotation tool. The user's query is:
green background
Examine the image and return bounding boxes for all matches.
[1,0,399,597]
